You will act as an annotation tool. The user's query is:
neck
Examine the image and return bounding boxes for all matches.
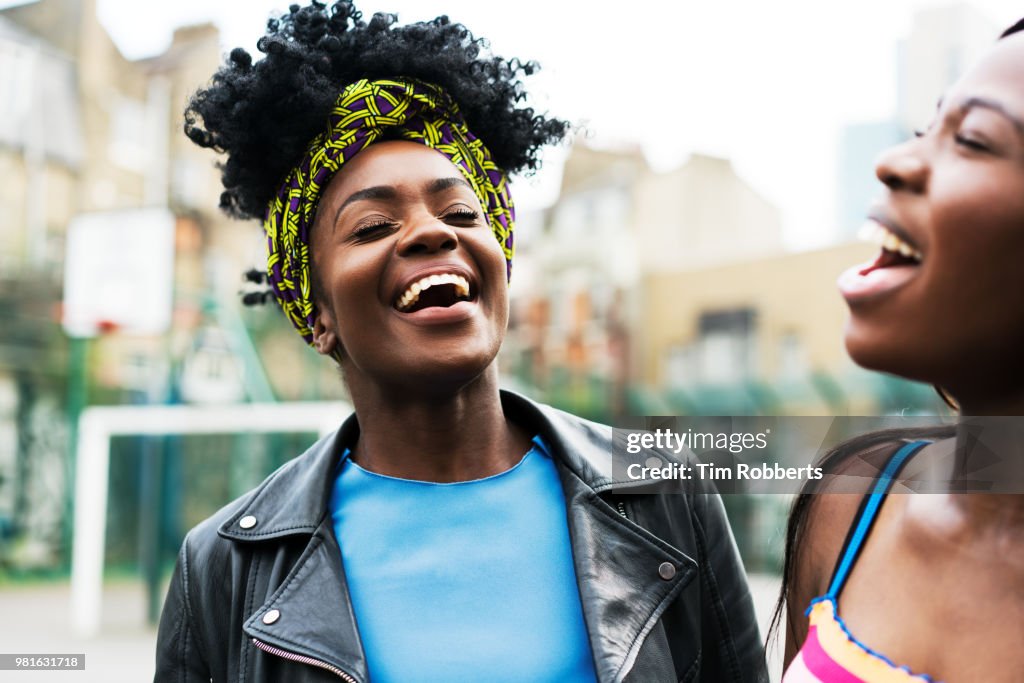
[948,382,1024,417]
[343,365,530,482]
[949,417,1024,496]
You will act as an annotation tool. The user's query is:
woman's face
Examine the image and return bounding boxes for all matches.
[838,32,1024,401]
[309,140,509,392]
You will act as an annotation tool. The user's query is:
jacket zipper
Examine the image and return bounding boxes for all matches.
[615,499,628,519]
[251,638,358,683]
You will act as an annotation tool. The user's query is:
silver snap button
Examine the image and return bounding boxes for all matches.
[262,609,280,625]
[239,515,257,529]
[658,562,676,580]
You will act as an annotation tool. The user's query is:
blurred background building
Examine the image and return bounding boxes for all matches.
[506,2,998,430]
[0,0,326,578]
[0,0,1002,680]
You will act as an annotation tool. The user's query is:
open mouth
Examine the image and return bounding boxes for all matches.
[394,273,473,313]
[838,219,923,303]
[857,219,922,275]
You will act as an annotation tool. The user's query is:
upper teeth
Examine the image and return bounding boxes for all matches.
[858,220,923,261]
[396,273,471,311]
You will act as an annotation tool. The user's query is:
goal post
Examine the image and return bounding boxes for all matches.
[69,401,350,636]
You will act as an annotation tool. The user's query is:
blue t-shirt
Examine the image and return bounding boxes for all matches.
[329,436,598,683]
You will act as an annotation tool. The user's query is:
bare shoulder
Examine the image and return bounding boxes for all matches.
[782,434,937,662]
[795,441,902,590]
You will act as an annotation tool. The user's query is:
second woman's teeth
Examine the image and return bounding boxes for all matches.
[857,221,923,262]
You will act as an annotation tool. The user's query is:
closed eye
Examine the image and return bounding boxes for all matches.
[955,134,989,152]
[440,207,481,225]
[351,219,398,240]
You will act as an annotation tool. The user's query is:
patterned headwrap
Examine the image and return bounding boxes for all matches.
[263,77,515,348]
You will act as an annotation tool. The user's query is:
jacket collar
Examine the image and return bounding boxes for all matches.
[217,413,355,541]
[216,390,627,540]
[223,390,695,683]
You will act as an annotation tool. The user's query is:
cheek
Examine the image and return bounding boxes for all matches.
[933,162,1024,250]
[930,185,1024,295]
[485,241,511,321]
[923,187,1024,350]
[314,246,386,329]
[481,232,506,267]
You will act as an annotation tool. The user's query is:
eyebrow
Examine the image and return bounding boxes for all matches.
[939,96,1024,136]
[331,176,474,229]
[426,176,474,194]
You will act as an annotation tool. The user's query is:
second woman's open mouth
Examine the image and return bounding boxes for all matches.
[837,218,923,303]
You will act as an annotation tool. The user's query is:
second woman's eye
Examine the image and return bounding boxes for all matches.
[954,133,990,152]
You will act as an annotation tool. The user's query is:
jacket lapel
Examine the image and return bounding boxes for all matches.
[241,521,369,683]
[219,419,369,682]
[503,393,698,683]
[559,454,696,682]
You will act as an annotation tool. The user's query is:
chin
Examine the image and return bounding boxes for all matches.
[843,320,937,385]
[391,339,501,389]
[415,358,500,395]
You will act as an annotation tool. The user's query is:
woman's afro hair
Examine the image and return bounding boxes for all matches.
[185,0,570,220]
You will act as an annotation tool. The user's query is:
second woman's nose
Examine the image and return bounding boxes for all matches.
[875,138,930,193]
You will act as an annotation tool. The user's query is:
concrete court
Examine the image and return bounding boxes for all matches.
[0,573,784,682]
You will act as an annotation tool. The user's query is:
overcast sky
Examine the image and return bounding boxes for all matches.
[6,0,1023,249]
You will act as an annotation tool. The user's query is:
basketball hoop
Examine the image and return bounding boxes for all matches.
[62,208,175,338]
[95,320,120,335]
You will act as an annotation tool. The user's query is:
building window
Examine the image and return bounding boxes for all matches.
[778,332,807,382]
[697,308,756,384]
[108,95,148,172]
[666,344,696,389]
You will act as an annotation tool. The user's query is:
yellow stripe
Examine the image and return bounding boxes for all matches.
[808,601,929,683]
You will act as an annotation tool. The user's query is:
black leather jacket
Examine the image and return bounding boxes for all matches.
[155,391,767,682]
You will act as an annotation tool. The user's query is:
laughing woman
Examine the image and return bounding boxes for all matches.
[778,19,1024,683]
[154,3,766,682]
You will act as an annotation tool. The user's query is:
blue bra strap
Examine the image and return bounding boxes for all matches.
[825,439,930,600]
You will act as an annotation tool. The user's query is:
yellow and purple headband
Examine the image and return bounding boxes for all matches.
[263,77,515,347]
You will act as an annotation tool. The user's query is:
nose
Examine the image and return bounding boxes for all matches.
[396,212,458,256]
[875,138,929,193]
